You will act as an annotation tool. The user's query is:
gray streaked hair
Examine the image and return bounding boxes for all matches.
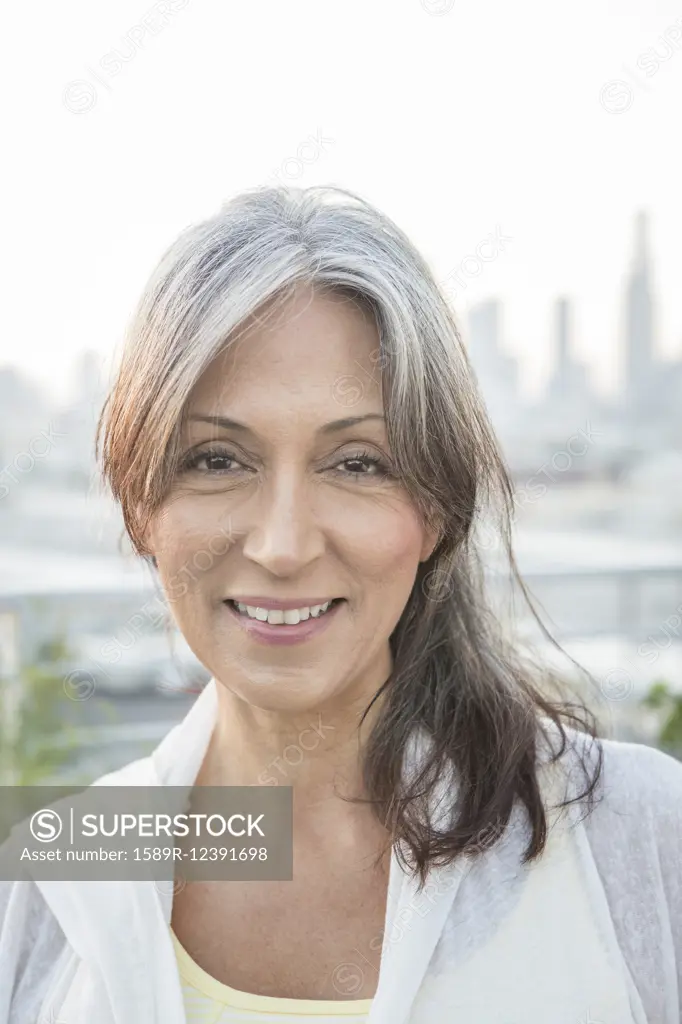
[97,184,602,887]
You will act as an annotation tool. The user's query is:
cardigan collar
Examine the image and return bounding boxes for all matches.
[29,678,470,1024]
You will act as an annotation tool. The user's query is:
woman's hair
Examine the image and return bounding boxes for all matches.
[97,184,603,888]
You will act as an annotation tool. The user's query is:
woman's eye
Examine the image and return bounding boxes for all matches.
[335,454,390,478]
[181,450,242,474]
[179,449,390,479]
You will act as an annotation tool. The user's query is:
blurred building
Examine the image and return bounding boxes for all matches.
[48,349,109,486]
[623,211,657,427]
[463,210,681,486]
[0,366,52,471]
[620,210,682,447]
[465,298,534,462]
[546,297,592,421]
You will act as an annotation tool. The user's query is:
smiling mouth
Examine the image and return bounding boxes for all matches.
[224,598,345,626]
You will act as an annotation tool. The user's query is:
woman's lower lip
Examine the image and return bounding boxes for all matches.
[223,600,343,645]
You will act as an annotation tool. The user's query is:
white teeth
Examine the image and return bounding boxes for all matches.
[232,600,334,625]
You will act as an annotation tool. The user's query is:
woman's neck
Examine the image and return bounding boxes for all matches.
[194,678,393,866]
[204,688,377,786]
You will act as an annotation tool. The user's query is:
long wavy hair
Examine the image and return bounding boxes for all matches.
[97,184,603,888]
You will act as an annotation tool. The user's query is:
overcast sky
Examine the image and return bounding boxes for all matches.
[3,0,682,403]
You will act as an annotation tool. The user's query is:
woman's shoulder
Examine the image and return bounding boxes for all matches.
[538,716,682,818]
[599,732,682,812]
[562,723,682,820]
[585,731,682,889]
[557,729,682,1020]
[553,724,682,914]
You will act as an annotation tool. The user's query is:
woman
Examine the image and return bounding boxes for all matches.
[1,185,681,1024]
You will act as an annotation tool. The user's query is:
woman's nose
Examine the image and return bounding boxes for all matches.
[240,474,326,576]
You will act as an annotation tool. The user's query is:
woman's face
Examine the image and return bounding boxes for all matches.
[145,285,438,713]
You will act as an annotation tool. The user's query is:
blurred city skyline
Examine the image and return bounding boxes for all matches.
[2,207,680,476]
[3,203,682,407]
[3,203,679,407]
[3,0,682,401]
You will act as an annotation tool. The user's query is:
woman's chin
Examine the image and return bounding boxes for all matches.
[213,673,342,715]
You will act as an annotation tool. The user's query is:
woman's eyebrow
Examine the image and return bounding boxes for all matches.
[188,413,385,437]
[318,413,385,434]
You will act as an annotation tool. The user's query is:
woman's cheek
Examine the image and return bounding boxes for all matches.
[340,504,426,578]
[164,571,190,601]
[150,498,229,574]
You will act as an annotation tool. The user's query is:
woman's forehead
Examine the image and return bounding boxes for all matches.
[186,296,383,410]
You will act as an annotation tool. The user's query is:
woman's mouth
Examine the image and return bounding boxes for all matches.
[222,598,345,645]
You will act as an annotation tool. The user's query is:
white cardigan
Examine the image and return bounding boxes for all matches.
[1,679,681,1023]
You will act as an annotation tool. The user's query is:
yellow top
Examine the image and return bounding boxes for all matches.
[170,927,373,1022]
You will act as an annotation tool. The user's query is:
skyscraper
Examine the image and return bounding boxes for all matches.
[547,297,590,410]
[624,211,656,418]
[466,299,520,440]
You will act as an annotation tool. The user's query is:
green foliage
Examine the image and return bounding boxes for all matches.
[1,636,118,784]
[641,679,682,758]
[10,664,84,784]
